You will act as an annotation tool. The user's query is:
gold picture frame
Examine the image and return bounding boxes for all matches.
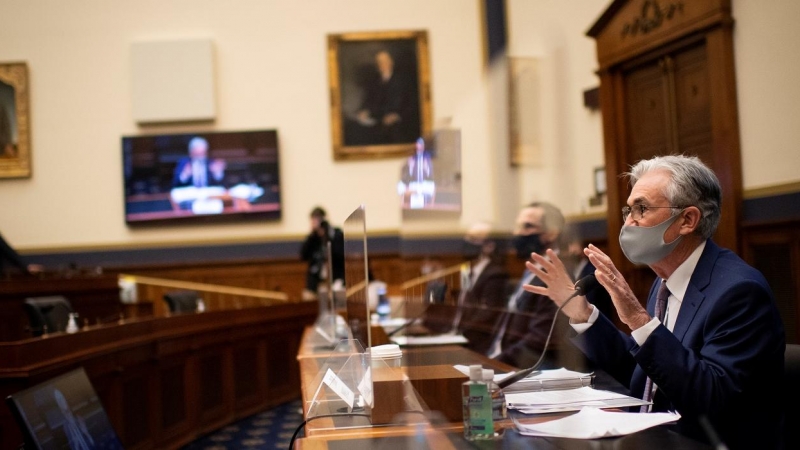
[0,62,31,178]
[327,30,432,161]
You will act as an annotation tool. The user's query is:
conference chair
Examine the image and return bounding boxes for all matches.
[23,296,75,337]
[163,290,200,313]
[784,343,800,449]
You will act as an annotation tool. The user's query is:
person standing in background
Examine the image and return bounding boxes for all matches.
[455,222,510,355]
[300,207,344,300]
[486,201,568,369]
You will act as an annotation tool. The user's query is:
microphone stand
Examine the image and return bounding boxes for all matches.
[496,274,598,389]
[385,291,434,338]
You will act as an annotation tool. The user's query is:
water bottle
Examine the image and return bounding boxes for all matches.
[462,365,493,440]
[376,287,390,322]
[483,368,507,437]
[66,313,79,334]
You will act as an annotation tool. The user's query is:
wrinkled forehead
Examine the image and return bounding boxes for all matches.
[465,223,491,242]
[629,169,671,205]
[514,207,543,233]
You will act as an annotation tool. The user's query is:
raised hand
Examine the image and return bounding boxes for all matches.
[583,244,650,330]
[522,249,594,322]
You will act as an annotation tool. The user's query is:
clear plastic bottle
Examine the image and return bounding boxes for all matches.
[66,313,79,334]
[483,368,507,437]
[376,287,390,323]
[462,365,493,440]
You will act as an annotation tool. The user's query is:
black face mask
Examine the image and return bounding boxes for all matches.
[512,233,544,260]
[461,241,483,260]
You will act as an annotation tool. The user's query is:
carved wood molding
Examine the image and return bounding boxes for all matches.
[622,0,684,38]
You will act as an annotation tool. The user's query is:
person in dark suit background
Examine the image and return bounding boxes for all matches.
[486,201,570,369]
[299,207,344,300]
[346,49,419,146]
[0,231,43,276]
[524,155,785,449]
[455,221,510,355]
[171,136,226,188]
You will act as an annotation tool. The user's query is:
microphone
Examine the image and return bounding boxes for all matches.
[496,273,599,389]
[385,291,435,338]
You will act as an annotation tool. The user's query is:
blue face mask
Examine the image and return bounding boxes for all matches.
[619,211,684,265]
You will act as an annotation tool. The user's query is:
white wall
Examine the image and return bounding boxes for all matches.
[733,0,800,189]
[0,0,797,252]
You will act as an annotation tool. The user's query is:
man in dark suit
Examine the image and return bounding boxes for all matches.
[524,155,785,449]
[346,49,419,145]
[299,207,344,299]
[172,136,226,188]
[486,201,569,369]
[452,222,510,354]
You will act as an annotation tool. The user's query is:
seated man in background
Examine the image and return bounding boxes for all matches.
[454,221,510,355]
[524,155,784,449]
[486,201,570,369]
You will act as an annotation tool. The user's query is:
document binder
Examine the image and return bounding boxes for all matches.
[502,368,595,393]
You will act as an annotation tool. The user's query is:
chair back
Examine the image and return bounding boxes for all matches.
[163,290,200,313]
[23,296,74,336]
[785,344,800,448]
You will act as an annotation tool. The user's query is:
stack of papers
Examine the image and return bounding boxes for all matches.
[506,386,651,414]
[391,334,468,346]
[514,407,680,438]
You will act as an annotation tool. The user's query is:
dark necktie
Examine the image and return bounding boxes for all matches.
[640,279,669,412]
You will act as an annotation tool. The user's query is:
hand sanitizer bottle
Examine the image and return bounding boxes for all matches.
[462,365,493,440]
[483,368,507,437]
[66,313,79,334]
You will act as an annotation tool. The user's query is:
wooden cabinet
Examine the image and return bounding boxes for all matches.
[588,0,742,312]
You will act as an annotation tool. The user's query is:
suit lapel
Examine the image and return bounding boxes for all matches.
[672,240,718,341]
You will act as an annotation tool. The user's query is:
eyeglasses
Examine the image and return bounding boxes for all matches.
[622,204,683,222]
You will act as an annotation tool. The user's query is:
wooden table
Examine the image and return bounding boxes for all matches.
[294,327,713,449]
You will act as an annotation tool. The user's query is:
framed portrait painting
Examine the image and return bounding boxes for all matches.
[328,30,432,161]
[0,62,32,178]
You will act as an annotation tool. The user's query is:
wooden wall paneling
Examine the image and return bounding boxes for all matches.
[743,222,800,344]
[196,343,234,432]
[232,339,266,413]
[265,326,302,403]
[120,365,155,450]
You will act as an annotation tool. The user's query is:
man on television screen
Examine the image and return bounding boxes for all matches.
[172,136,226,188]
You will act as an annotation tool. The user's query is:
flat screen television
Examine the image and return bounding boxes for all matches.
[6,367,124,450]
[122,129,281,225]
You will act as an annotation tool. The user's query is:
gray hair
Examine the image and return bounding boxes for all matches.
[625,155,721,239]
[188,136,208,151]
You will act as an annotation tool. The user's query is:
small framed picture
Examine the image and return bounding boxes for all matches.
[327,30,432,161]
[0,62,32,178]
[594,166,607,196]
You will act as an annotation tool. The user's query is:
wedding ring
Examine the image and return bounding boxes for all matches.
[610,274,616,282]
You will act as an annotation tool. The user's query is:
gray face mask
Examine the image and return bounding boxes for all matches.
[619,211,684,265]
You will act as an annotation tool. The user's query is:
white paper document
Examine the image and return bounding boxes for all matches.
[391,334,468,346]
[507,386,651,414]
[514,406,680,439]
